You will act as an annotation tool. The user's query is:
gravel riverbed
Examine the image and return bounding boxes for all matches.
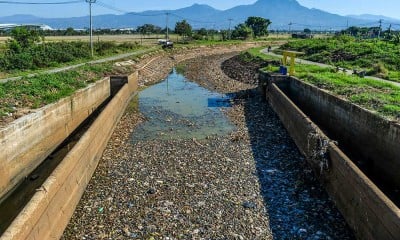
[62,49,354,239]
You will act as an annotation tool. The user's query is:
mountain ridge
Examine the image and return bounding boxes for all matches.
[0,0,398,30]
[347,14,400,22]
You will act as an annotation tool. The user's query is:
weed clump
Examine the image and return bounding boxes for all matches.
[368,62,389,79]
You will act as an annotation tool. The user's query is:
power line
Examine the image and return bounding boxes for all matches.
[288,22,293,32]
[0,0,82,4]
[86,0,95,58]
[165,12,169,40]
[228,18,233,39]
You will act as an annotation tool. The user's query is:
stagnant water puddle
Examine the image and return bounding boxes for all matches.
[132,69,235,142]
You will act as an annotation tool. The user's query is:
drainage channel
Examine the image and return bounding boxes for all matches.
[0,90,117,235]
[276,81,400,207]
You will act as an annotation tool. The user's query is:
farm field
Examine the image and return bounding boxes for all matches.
[0,33,295,44]
[0,34,174,45]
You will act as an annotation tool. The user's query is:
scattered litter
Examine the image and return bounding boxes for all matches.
[62,50,354,240]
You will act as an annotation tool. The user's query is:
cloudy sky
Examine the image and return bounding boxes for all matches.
[0,0,399,19]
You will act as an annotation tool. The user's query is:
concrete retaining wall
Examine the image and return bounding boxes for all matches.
[0,78,110,201]
[0,72,138,240]
[284,77,400,191]
[262,73,400,239]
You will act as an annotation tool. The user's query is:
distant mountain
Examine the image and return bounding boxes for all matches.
[0,0,397,30]
[347,14,400,22]
[0,14,42,23]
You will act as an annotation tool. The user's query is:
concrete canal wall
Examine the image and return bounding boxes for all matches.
[0,78,110,201]
[282,77,400,191]
[260,72,400,240]
[0,72,138,240]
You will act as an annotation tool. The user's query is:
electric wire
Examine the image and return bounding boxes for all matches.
[0,0,82,4]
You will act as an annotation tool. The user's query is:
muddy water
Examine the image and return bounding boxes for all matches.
[132,69,235,142]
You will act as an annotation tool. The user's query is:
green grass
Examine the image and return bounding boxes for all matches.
[0,62,115,117]
[0,71,86,111]
[246,46,400,121]
[296,66,400,120]
[279,36,400,83]
[246,46,273,60]
[0,41,147,78]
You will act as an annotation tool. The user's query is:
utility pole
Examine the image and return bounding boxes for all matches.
[228,18,233,40]
[86,0,96,58]
[288,22,293,33]
[378,19,383,39]
[165,12,170,40]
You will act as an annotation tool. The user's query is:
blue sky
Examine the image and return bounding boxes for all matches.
[0,0,399,19]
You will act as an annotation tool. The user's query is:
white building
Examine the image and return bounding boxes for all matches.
[0,23,53,31]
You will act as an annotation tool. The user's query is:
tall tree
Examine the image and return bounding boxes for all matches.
[137,24,162,35]
[175,20,192,38]
[245,16,271,37]
[232,24,253,40]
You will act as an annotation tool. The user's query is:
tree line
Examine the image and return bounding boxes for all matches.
[0,16,272,41]
[341,26,400,44]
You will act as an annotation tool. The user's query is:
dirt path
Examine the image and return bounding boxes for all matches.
[62,50,354,239]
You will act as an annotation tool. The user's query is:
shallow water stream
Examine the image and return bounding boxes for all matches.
[132,69,235,142]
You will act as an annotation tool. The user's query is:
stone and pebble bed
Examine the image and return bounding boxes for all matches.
[62,47,354,239]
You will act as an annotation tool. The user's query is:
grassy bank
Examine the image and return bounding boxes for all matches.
[246,46,400,121]
[0,41,143,75]
[0,63,116,117]
[279,36,400,82]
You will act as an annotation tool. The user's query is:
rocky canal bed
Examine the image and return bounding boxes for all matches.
[62,50,354,239]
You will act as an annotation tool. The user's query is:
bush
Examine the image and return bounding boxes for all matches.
[4,52,34,70]
[119,42,139,50]
[95,41,117,55]
[368,62,389,79]
[0,40,138,72]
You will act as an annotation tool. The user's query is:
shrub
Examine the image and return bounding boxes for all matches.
[0,40,136,72]
[5,52,34,70]
[368,62,389,79]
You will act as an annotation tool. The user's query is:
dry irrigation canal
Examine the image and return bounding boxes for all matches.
[0,52,356,239]
[61,53,354,240]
